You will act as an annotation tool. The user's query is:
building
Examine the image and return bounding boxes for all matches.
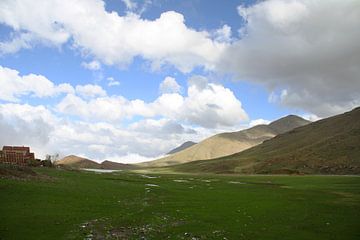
[0,146,35,166]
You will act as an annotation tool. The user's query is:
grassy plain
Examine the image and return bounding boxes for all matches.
[0,168,359,239]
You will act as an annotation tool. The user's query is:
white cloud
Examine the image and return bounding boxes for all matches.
[56,94,154,122]
[75,84,106,98]
[0,0,359,117]
[249,119,271,127]
[0,102,194,162]
[81,60,101,70]
[121,0,137,11]
[129,118,196,136]
[56,75,248,128]
[181,76,248,128]
[106,77,120,86]
[218,0,360,117]
[0,67,249,163]
[0,103,56,158]
[0,32,34,54]
[159,76,181,94]
[105,153,160,164]
[0,65,74,102]
[213,24,232,43]
[300,113,321,122]
[0,0,227,72]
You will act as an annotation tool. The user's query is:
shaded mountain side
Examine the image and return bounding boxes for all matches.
[172,107,360,175]
[100,160,139,170]
[140,115,310,167]
[167,141,197,155]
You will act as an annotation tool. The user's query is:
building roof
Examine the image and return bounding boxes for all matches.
[3,146,30,152]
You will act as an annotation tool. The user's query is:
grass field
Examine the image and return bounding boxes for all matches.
[0,168,359,240]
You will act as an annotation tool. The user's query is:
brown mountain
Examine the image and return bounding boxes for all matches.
[56,155,138,170]
[100,160,138,170]
[140,115,310,167]
[173,107,360,175]
[55,155,101,169]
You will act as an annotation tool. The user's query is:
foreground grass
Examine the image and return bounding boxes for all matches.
[0,168,359,239]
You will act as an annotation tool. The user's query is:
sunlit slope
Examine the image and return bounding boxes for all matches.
[173,107,360,174]
[55,155,101,169]
[141,115,310,167]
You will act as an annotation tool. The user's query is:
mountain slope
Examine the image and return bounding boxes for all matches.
[173,107,360,175]
[55,155,101,169]
[167,141,197,155]
[56,156,138,170]
[141,115,310,167]
[100,160,138,170]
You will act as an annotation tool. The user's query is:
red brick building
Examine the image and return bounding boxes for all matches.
[0,146,35,166]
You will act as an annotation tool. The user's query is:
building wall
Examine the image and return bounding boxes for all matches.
[0,146,35,166]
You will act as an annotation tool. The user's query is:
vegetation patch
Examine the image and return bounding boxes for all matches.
[0,168,359,239]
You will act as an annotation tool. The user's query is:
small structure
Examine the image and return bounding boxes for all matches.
[0,146,35,166]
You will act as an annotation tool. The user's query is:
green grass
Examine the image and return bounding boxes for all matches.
[1,168,360,239]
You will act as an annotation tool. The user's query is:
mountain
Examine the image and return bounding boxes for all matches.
[55,155,101,169]
[173,107,360,175]
[167,141,197,155]
[56,155,138,170]
[140,115,310,167]
[100,160,138,170]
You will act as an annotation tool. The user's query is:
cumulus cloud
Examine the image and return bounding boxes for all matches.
[121,0,137,11]
[0,32,34,54]
[0,65,74,102]
[213,24,232,43]
[56,94,154,121]
[0,104,55,158]
[0,0,227,72]
[249,119,271,127]
[217,0,360,117]
[106,77,120,86]
[81,60,101,70]
[0,0,359,117]
[75,84,107,98]
[129,118,196,136]
[181,76,248,128]
[56,75,248,128]
[159,76,181,94]
[0,102,202,162]
[49,118,200,162]
[0,65,248,162]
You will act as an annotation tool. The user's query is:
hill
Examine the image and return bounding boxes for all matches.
[173,107,360,175]
[167,141,197,155]
[140,115,310,167]
[55,155,101,169]
[56,155,138,170]
[100,160,138,170]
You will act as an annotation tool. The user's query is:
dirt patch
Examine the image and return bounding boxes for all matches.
[0,164,52,181]
[68,215,189,240]
[330,191,359,205]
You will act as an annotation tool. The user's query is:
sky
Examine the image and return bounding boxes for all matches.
[0,0,359,163]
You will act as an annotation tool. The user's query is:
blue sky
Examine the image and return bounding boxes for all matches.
[0,0,359,162]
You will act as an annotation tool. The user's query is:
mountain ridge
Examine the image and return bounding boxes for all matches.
[55,155,137,170]
[140,115,310,167]
[172,107,360,175]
